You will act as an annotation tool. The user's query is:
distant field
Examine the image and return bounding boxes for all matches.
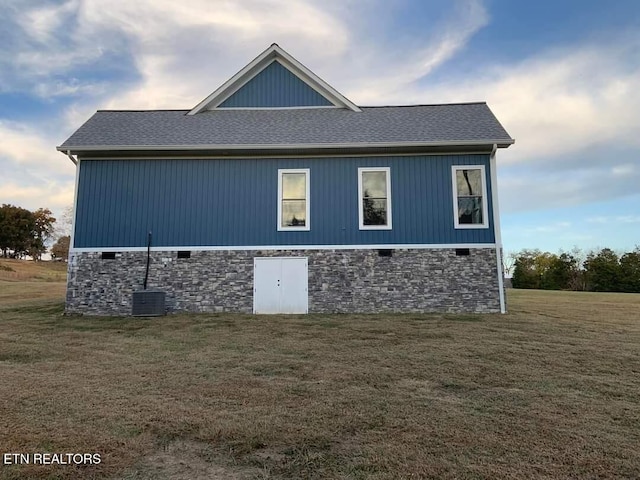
[0,259,67,306]
[0,283,639,479]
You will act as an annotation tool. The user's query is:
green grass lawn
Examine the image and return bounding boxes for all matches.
[0,286,639,479]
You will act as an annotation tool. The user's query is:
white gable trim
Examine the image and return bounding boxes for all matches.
[188,44,361,114]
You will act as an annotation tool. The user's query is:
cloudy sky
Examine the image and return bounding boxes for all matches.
[1,0,639,254]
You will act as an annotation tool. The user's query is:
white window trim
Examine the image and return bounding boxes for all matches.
[452,165,489,229]
[277,168,310,231]
[358,167,392,230]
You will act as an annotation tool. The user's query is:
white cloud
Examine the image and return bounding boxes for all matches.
[76,0,352,109]
[2,0,640,241]
[7,0,488,109]
[0,121,74,218]
[0,121,61,167]
[586,215,640,224]
[418,40,640,164]
[17,0,79,44]
[341,0,490,104]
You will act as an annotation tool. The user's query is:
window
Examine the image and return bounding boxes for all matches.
[278,169,310,231]
[452,165,489,228]
[358,167,391,230]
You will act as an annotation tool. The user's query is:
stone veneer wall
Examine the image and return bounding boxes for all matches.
[65,248,502,315]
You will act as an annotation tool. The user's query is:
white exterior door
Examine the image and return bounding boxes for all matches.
[253,257,308,314]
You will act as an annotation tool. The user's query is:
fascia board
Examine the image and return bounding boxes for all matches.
[57,139,514,154]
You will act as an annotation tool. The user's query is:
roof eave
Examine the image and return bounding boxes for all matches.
[57,139,514,158]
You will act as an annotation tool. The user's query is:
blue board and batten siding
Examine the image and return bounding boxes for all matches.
[219,61,333,108]
[74,155,495,249]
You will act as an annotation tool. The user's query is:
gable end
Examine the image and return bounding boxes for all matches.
[189,44,361,114]
[217,60,333,108]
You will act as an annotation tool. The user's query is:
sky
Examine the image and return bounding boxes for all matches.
[1,0,639,255]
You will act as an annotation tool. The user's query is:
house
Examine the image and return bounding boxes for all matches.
[57,44,514,315]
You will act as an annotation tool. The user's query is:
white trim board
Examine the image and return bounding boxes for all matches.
[489,145,506,314]
[71,243,496,253]
[57,139,514,153]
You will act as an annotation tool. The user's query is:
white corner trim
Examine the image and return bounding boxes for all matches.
[489,145,506,313]
[451,164,490,229]
[358,167,392,230]
[188,44,360,114]
[69,159,81,254]
[277,168,310,231]
[70,243,496,253]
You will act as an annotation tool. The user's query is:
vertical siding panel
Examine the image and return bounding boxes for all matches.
[215,159,222,245]
[96,162,106,246]
[221,160,230,245]
[127,160,135,246]
[418,157,426,244]
[117,161,126,246]
[172,160,180,246]
[74,154,497,248]
[178,160,187,246]
[431,157,440,244]
[219,62,332,108]
[79,162,90,247]
[193,159,202,245]
[91,162,99,246]
[77,162,87,247]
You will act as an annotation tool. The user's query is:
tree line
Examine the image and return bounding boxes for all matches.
[509,247,640,293]
[0,204,70,261]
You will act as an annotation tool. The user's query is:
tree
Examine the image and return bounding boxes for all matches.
[51,236,71,262]
[542,252,577,290]
[503,251,517,277]
[584,248,620,292]
[58,206,74,237]
[0,204,35,258]
[0,204,57,260]
[512,249,580,290]
[27,208,56,261]
[619,248,640,293]
[512,249,542,289]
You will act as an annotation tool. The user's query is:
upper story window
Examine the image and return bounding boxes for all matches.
[358,167,392,230]
[278,169,310,231]
[452,165,489,229]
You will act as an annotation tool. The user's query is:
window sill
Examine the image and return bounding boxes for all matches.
[359,226,393,231]
[454,224,489,229]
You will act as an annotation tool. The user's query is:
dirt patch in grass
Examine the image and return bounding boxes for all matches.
[118,440,263,479]
[1,289,639,479]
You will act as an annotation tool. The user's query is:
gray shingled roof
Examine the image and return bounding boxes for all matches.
[58,103,513,153]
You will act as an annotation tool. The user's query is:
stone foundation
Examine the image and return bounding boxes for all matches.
[66,248,502,315]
